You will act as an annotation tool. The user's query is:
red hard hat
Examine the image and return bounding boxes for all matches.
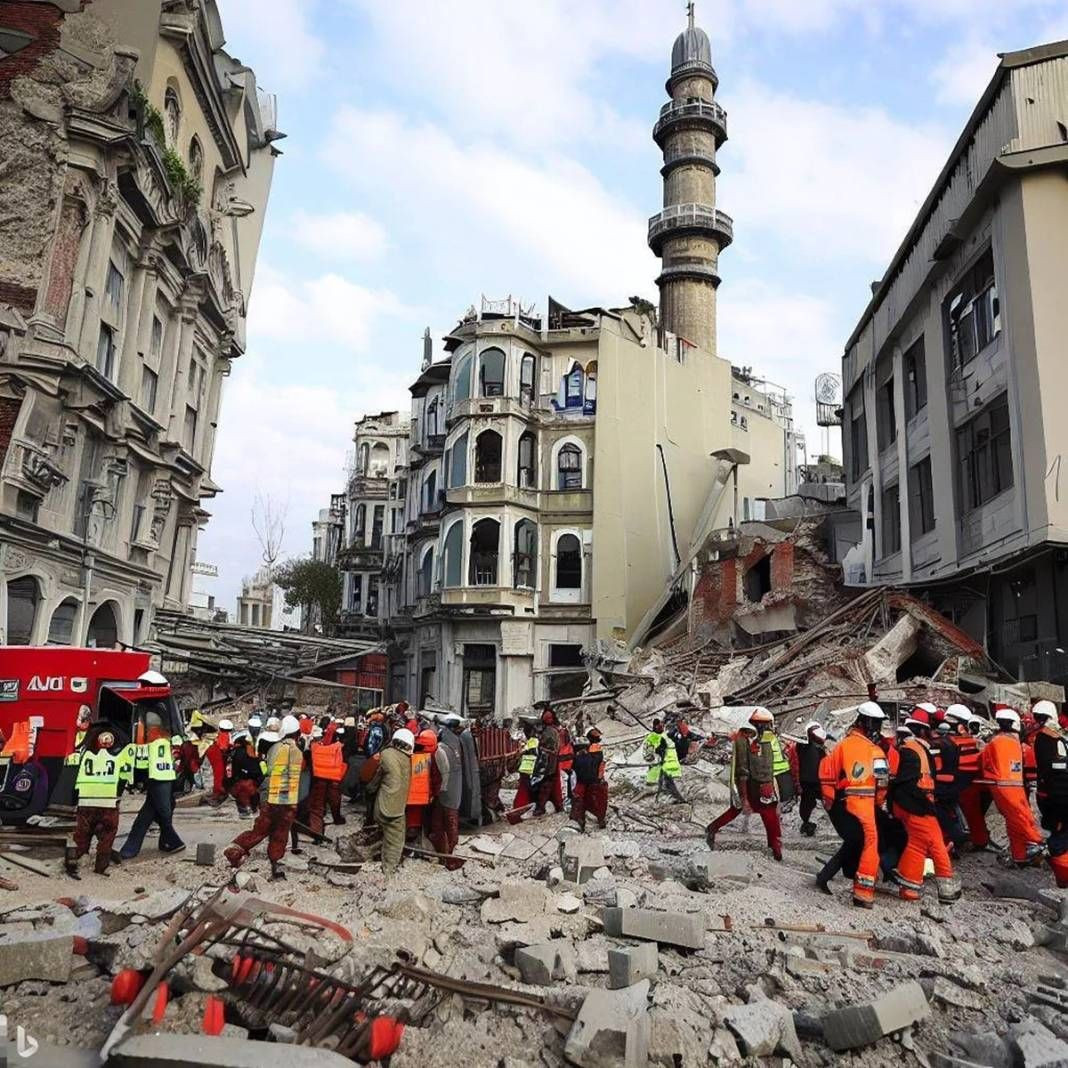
[541,709,555,725]
[417,728,438,751]
[906,708,930,728]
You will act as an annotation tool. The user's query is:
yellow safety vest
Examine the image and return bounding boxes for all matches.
[147,737,175,781]
[117,743,136,784]
[75,749,122,808]
[518,738,539,776]
[764,731,790,777]
[65,730,88,767]
[266,742,304,806]
[645,733,681,782]
[135,743,149,771]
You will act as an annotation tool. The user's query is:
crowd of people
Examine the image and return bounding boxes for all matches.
[705,697,1068,907]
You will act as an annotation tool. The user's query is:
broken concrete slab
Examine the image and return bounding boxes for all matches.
[514,939,577,986]
[608,943,658,989]
[564,978,650,1068]
[195,842,216,866]
[576,937,611,974]
[0,935,74,988]
[480,882,552,924]
[602,908,704,951]
[950,1031,1012,1068]
[723,999,804,1061]
[930,976,983,1011]
[821,980,931,1051]
[561,838,605,885]
[109,1034,355,1066]
[689,850,751,885]
[874,930,944,958]
[1010,1017,1068,1068]
[556,893,582,914]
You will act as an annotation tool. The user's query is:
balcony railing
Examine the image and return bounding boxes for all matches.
[647,203,733,252]
[653,98,727,145]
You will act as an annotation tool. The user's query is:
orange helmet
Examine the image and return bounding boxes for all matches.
[416,728,438,752]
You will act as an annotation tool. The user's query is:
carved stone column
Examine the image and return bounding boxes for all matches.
[75,179,119,367]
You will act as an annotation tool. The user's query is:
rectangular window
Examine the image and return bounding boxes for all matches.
[956,392,1013,511]
[15,490,39,523]
[876,376,896,451]
[140,365,158,413]
[105,260,124,311]
[130,503,146,543]
[548,644,585,701]
[908,456,935,539]
[184,405,197,451]
[880,482,901,556]
[351,574,363,612]
[150,315,163,358]
[463,644,496,716]
[96,325,116,379]
[903,336,927,420]
[848,393,868,480]
[945,248,1000,370]
[371,505,384,550]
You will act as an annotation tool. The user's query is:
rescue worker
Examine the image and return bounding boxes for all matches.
[64,706,93,768]
[706,708,784,860]
[367,728,414,875]
[537,708,564,814]
[225,715,304,880]
[980,707,1045,866]
[247,715,263,746]
[406,728,437,841]
[67,729,134,878]
[366,710,388,758]
[879,720,911,778]
[644,718,685,803]
[929,713,967,852]
[889,708,961,902]
[205,719,233,805]
[429,726,460,857]
[571,728,608,832]
[557,715,575,802]
[670,720,705,763]
[119,710,185,860]
[307,725,347,835]
[257,717,282,760]
[816,701,889,908]
[796,721,828,837]
[175,732,201,795]
[1033,699,1068,832]
[509,723,542,821]
[945,704,988,848]
[226,731,264,816]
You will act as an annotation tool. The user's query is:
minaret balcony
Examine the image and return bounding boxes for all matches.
[647,203,733,254]
[653,98,727,147]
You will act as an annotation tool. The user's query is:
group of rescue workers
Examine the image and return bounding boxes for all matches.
[707,697,1068,908]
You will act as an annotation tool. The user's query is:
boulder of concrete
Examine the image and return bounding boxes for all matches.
[195,842,216,866]
[950,1030,1012,1068]
[565,978,650,1068]
[723,1000,804,1061]
[515,939,577,986]
[562,838,605,885]
[821,980,930,1051]
[608,943,658,989]
[863,614,920,682]
[689,851,751,885]
[601,908,704,950]
[481,882,551,923]
[0,934,74,988]
[1010,1017,1068,1068]
[109,1034,354,1066]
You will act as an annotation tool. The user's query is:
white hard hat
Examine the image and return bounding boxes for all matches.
[138,670,168,686]
[916,702,938,715]
[280,714,301,737]
[805,721,827,742]
[218,719,234,731]
[857,701,885,720]
[266,716,281,730]
[336,727,346,736]
[994,707,1021,731]
[259,730,279,745]
[248,716,263,728]
[231,730,248,742]
[1033,700,1058,721]
[312,727,323,739]
[392,728,415,752]
[750,707,774,725]
[944,704,971,724]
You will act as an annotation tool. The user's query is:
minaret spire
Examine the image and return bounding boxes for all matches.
[647,7,732,354]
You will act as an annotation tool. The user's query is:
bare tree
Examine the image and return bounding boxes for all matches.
[251,491,287,579]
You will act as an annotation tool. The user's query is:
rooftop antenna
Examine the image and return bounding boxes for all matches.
[687,0,695,29]
[421,326,432,371]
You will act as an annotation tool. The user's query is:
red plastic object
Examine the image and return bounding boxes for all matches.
[151,981,169,1024]
[202,995,225,1036]
[367,1017,405,1060]
[110,969,146,1006]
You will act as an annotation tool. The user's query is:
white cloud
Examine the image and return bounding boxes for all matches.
[218,0,325,91]
[291,210,388,261]
[722,80,951,264]
[322,109,658,306]
[930,35,1000,106]
[248,264,407,352]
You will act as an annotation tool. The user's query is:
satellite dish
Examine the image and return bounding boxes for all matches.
[815,373,842,404]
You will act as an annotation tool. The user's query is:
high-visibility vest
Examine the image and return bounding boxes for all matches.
[267,742,304,805]
[763,731,790,778]
[310,741,346,782]
[1,721,32,764]
[407,752,432,805]
[65,730,88,767]
[901,736,935,797]
[660,737,681,777]
[981,732,1025,787]
[518,738,539,776]
[76,749,122,807]
[118,743,136,784]
[819,728,887,807]
[558,730,574,772]
[147,737,175,781]
[589,742,606,781]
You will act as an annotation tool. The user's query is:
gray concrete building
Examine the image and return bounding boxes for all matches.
[840,40,1068,684]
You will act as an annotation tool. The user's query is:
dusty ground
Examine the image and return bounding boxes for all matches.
[1,774,1067,1066]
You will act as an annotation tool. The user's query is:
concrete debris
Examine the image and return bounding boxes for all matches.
[929,976,983,1011]
[821,980,931,1052]
[601,907,704,950]
[874,929,945,958]
[0,934,75,987]
[723,999,805,1062]
[608,943,658,989]
[564,978,651,1068]
[1010,1017,1068,1068]
[994,918,1036,950]
[514,940,578,986]
[195,842,216,866]
[561,838,606,884]
[950,1031,1013,1068]
[109,1034,355,1066]
[481,882,552,923]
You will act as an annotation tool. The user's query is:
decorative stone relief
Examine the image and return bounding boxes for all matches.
[18,439,68,493]
[148,479,174,547]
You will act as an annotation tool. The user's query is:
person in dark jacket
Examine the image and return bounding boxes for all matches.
[227,732,265,816]
[669,720,705,763]
[571,729,608,831]
[1033,700,1068,832]
[929,717,967,852]
[796,722,827,836]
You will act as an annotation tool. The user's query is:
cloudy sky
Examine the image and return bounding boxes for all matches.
[197,0,1068,611]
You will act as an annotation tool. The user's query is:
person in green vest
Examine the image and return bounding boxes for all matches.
[63,705,93,768]
[644,718,685,803]
[117,710,185,861]
[67,729,134,878]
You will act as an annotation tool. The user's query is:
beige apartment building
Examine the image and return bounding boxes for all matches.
[316,11,802,714]
[0,0,279,647]
[840,40,1068,684]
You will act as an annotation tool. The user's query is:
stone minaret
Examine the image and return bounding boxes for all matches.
[648,3,732,354]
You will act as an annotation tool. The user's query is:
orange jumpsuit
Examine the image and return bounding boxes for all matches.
[819,727,888,906]
[891,737,957,901]
[953,732,989,845]
[979,732,1044,862]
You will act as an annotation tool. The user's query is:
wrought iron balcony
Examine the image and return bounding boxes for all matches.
[647,203,733,254]
[653,98,727,147]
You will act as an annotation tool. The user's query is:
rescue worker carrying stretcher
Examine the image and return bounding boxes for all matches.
[1032,699,1068,887]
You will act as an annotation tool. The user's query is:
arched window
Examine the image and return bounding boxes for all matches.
[518,431,537,489]
[369,442,389,477]
[557,443,583,490]
[418,546,435,597]
[426,396,440,440]
[555,534,582,590]
[48,598,78,645]
[479,348,505,397]
[514,520,537,589]
[423,469,438,513]
[469,518,500,586]
[358,442,369,474]
[164,87,181,147]
[87,601,119,649]
[442,521,464,587]
[564,364,584,409]
[188,136,204,186]
[520,353,536,407]
[452,352,472,406]
[449,431,468,487]
[353,503,366,542]
[5,577,39,645]
[585,362,597,412]
[475,429,502,483]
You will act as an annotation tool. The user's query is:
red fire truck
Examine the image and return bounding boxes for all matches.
[0,648,183,822]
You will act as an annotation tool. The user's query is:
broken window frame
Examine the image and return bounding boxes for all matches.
[462,643,496,715]
[517,431,537,488]
[945,247,1000,372]
[876,364,896,452]
[469,518,500,586]
[880,482,901,557]
[183,404,197,452]
[479,347,506,398]
[449,431,468,487]
[564,365,584,409]
[6,576,39,645]
[903,335,927,421]
[422,469,439,513]
[418,545,434,598]
[908,455,935,539]
[353,504,366,543]
[474,429,503,484]
[140,365,158,414]
[96,324,116,380]
[520,353,536,407]
[956,391,1013,512]
[371,504,384,550]
[848,386,868,481]
[514,518,537,590]
[557,443,583,490]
